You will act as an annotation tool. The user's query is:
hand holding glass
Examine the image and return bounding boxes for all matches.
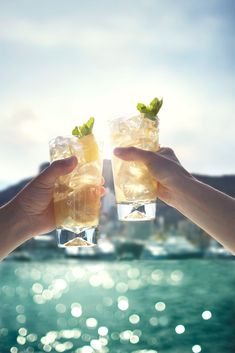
[109,113,159,221]
[49,134,102,247]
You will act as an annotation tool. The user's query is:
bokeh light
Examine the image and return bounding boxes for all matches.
[202,310,212,320]
[175,325,185,334]
[192,345,202,353]
[155,302,166,312]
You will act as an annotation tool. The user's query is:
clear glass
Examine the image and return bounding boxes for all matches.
[49,135,102,247]
[109,114,159,221]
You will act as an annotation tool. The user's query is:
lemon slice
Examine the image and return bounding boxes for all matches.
[80,134,99,163]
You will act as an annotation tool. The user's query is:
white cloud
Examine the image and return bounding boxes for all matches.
[0,0,234,183]
[1,70,234,184]
[0,9,225,56]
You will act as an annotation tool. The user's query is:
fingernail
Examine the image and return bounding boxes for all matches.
[114,148,122,156]
[64,156,77,164]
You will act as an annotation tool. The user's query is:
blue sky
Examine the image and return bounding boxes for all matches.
[0,0,235,185]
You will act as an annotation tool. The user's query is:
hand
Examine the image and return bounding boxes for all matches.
[0,156,105,260]
[14,156,78,237]
[114,146,235,253]
[114,147,193,207]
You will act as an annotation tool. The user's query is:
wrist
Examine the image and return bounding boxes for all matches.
[0,199,32,258]
[169,171,197,209]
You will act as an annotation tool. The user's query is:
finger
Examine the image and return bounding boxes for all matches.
[101,176,105,185]
[100,186,106,196]
[114,147,155,164]
[38,156,78,186]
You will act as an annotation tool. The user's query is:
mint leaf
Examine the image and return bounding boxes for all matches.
[137,97,163,120]
[86,117,94,132]
[72,126,80,136]
[72,117,95,139]
[150,97,158,108]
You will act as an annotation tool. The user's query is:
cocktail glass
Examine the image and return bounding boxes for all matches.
[49,135,102,247]
[109,114,159,221]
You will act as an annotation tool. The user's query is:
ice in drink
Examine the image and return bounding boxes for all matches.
[109,98,162,221]
[49,118,102,246]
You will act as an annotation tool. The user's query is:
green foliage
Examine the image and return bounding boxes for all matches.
[137,97,163,120]
[72,117,95,138]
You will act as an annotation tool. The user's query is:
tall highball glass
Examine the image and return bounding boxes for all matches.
[49,135,102,247]
[109,114,159,221]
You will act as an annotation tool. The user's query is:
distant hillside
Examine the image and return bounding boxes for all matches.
[0,178,31,206]
[193,174,235,198]
[1,160,234,226]
[103,159,235,197]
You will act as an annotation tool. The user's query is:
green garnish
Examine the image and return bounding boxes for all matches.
[72,117,95,138]
[137,97,163,120]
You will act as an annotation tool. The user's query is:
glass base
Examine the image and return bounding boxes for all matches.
[117,202,156,221]
[57,228,97,247]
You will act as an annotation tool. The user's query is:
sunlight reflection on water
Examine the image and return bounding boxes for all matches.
[1,260,235,353]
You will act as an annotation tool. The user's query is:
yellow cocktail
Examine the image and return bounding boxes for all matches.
[50,118,102,246]
[110,98,162,221]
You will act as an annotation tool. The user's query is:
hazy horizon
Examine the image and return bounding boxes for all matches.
[1,158,235,191]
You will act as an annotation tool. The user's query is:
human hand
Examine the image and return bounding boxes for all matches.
[114,147,235,254]
[13,156,78,238]
[0,156,106,260]
[114,147,194,207]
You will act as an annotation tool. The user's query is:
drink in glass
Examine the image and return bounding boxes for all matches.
[49,118,102,246]
[109,98,162,221]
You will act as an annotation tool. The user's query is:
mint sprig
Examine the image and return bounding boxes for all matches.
[72,117,95,138]
[137,97,163,121]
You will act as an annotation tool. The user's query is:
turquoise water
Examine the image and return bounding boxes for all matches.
[1,260,235,353]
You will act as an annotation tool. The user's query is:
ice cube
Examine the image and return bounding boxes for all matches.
[117,161,157,201]
[127,115,142,130]
[68,161,102,189]
[66,185,100,223]
[109,116,141,147]
[69,138,86,165]
[78,161,102,179]
[50,136,72,161]
[110,114,158,149]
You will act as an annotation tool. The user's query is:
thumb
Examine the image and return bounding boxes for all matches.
[114,147,156,164]
[37,156,78,186]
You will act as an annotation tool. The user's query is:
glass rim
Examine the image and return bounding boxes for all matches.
[107,112,140,125]
[49,135,103,148]
[49,135,77,145]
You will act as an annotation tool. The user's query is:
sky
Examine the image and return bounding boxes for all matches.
[0,0,235,186]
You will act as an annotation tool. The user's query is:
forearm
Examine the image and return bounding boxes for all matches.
[0,200,31,261]
[171,176,235,253]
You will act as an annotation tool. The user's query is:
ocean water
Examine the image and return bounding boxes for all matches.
[1,260,235,353]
